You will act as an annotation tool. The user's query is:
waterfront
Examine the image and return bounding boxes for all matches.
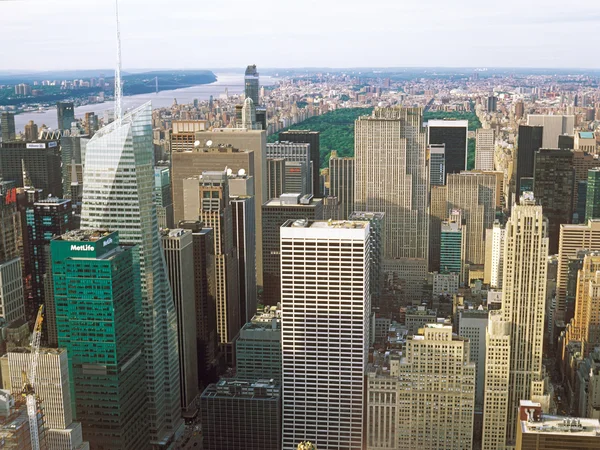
[13,73,277,132]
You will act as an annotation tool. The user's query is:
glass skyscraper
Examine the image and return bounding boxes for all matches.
[79,102,183,446]
[51,230,147,449]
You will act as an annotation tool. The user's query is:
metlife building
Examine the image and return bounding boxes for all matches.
[50,229,149,450]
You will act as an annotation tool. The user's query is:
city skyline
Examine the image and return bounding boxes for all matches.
[2,0,600,71]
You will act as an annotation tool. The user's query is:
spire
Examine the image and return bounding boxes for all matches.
[114,0,123,123]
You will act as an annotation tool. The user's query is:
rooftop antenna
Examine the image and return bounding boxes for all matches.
[114,0,123,123]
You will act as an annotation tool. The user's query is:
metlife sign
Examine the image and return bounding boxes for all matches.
[70,244,95,252]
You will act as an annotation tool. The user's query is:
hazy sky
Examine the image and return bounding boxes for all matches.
[1,0,599,71]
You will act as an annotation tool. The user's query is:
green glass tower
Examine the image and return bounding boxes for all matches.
[51,230,148,450]
[586,168,600,222]
[440,215,464,278]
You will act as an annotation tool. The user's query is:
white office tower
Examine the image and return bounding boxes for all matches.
[482,193,549,449]
[80,102,183,446]
[484,221,505,289]
[475,128,495,171]
[281,220,370,450]
[354,107,428,268]
[6,348,89,450]
[527,114,575,148]
[367,324,475,450]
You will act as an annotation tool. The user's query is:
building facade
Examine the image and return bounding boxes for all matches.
[329,151,354,219]
[475,128,495,171]
[281,220,370,450]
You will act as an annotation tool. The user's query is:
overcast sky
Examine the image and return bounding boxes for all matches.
[1,0,599,71]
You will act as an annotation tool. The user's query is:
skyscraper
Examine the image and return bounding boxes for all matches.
[56,102,75,131]
[79,102,183,445]
[427,119,469,179]
[367,325,475,450]
[447,172,497,270]
[515,125,543,198]
[556,220,600,327]
[231,194,256,324]
[527,114,575,148]
[281,219,370,450]
[267,142,312,195]
[183,171,240,363]
[0,140,62,197]
[267,158,286,200]
[482,194,549,448]
[355,107,429,267]
[51,230,148,449]
[487,96,498,112]
[162,229,200,417]
[244,64,260,106]
[24,120,38,141]
[328,151,354,219]
[279,130,321,197]
[569,252,600,357]
[429,185,448,272]
[26,198,73,322]
[484,221,505,289]
[586,168,600,221]
[0,112,16,142]
[440,214,465,278]
[262,194,323,305]
[533,149,574,254]
[475,128,495,171]
[154,165,174,229]
[429,144,446,186]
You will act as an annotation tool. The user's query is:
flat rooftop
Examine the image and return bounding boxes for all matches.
[57,229,112,242]
[521,416,600,437]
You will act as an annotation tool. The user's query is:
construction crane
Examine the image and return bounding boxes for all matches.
[21,305,44,450]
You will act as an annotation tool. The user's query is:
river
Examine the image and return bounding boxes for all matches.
[13,73,277,132]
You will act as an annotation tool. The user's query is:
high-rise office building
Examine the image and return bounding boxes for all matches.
[162,229,200,417]
[576,181,588,223]
[231,195,256,324]
[84,112,98,137]
[527,114,575,148]
[56,102,75,131]
[0,258,25,325]
[0,112,16,142]
[279,130,321,197]
[6,348,89,450]
[328,151,354,219]
[267,142,312,195]
[459,310,488,408]
[475,129,495,171]
[26,198,73,322]
[355,107,429,276]
[482,194,549,448]
[244,64,260,106]
[24,120,38,141]
[440,214,465,278]
[178,220,219,388]
[51,230,148,450]
[236,307,281,383]
[367,325,475,450]
[0,179,20,264]
[484,221,505,289]
[262,194,323,305]
[429,144,446,186]
[170,120,208,153]
[60,136,87,206]
[447,172,497,270]
[533,149,574,254]
[200,379,281,450]
[574,131,597,154]
[79,103,183,445]
[515,125,543,199]
[514,101,525,120]
[487,96,498,112]
[586,168,600,221]
[429,185,448,272]
[348,211,385,302]
[556,220,600,327]
[427,119,469,179]
[0,140,62,197]
[572,151,600,215]
[281,220,370,450]
[186,129,267,286]
[154,165,174,229]
[267,158,286,200]
[183,172,240,361]
[515,400,600,450]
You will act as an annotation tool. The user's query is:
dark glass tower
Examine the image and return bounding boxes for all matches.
[533,149,574,254]
[56,101,75,131]
[515,125,543,198]
[51,230,148,450]
[244,65,259,106]
[279,130,321,196]
[586,168,600,221]
[427,120,468,182]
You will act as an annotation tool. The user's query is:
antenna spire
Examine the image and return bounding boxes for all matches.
[114,0,122,123]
